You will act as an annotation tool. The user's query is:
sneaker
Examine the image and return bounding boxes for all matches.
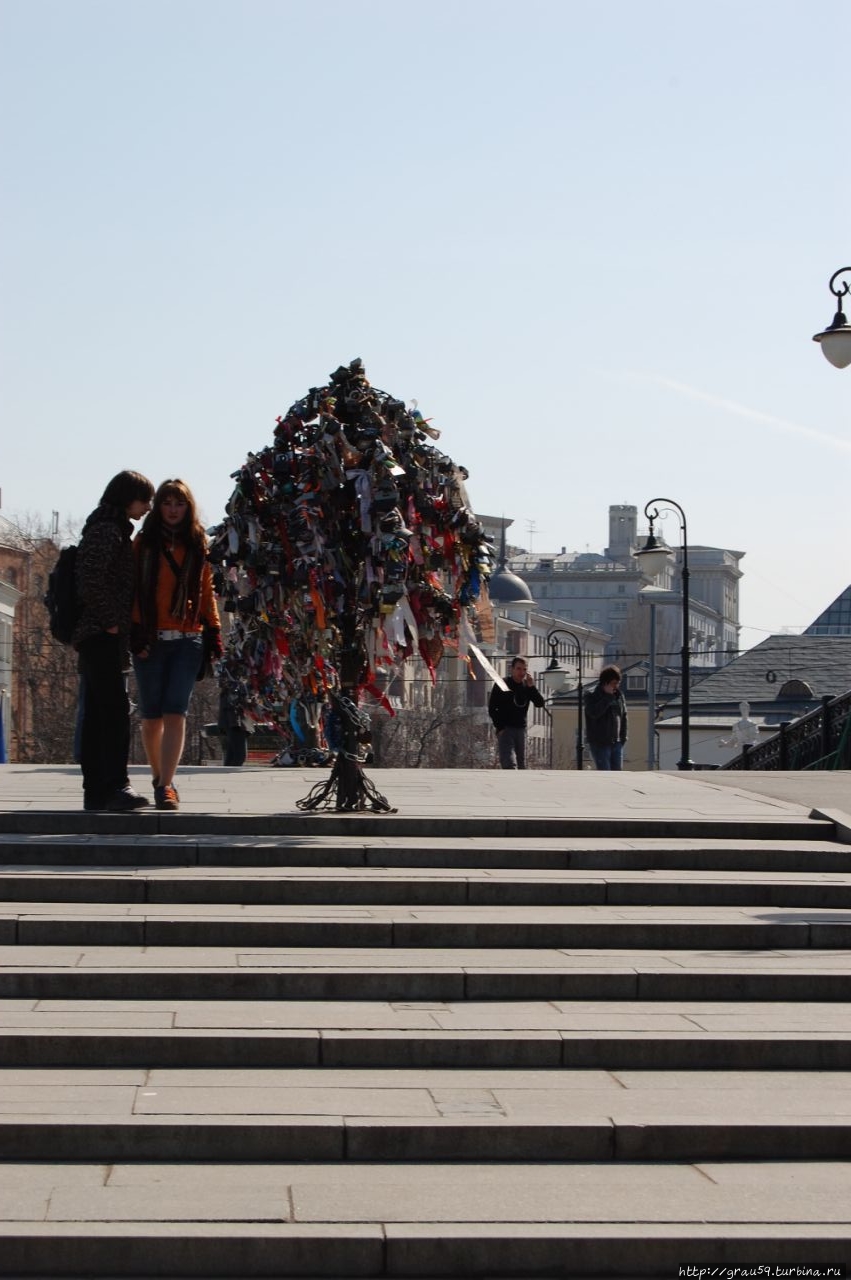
[104,787,149,812]
[154,784,179,811]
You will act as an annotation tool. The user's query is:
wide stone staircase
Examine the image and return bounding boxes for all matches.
[1,796,850,1276]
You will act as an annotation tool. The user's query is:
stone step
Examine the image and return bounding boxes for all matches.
[0,1165,848,1278]
[3,947,850,1002]
[1,1068,850,1163]
[3,902,851,949]
[0,812,836,841]
[2,1000,850,1068]
[3,1114,849,1163]
[2,833,849,870]
[3,773,849,1276]
[4,866,851,906]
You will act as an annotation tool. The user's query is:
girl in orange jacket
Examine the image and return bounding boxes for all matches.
[132,478,221,810]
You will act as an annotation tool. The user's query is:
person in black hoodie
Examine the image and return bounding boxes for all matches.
[488,657,546,769]
[584,664,628,770]
[73,470,154,812]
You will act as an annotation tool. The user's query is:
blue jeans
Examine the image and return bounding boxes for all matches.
[497,726,527,769]
[590,742,624,771]
[133,635,203,719]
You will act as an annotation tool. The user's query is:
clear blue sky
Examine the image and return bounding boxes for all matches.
[1,0,848,650]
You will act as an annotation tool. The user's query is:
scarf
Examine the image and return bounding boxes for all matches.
[137,535,204,636]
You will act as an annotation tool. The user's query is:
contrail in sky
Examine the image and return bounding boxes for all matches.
[637,374,851,455]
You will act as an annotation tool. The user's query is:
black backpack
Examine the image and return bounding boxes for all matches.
[44,545,81,644]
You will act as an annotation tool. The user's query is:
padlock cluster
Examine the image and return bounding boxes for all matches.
[209,359,493,749]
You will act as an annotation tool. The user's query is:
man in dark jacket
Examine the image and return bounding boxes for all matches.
[73,470,154,811]
[584,664,628,770]
[488,657,546,769]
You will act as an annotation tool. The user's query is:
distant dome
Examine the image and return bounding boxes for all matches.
[489,565,533,605]
[488,519,534,606]
[778,679,815,699]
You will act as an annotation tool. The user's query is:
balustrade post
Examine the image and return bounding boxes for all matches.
[779,722,790,770]
[741,742,751,770]
[821,695,832,762]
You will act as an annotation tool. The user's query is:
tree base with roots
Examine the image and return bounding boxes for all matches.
[296,689,395,812]
[296,753,395,812]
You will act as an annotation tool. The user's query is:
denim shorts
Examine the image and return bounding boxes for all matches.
[133,635,203,719]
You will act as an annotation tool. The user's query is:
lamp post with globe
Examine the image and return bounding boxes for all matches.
[636,499,694,771]
[541,626,586,770]
[813,267,851,369]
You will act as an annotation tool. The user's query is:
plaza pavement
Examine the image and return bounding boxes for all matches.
[0,761,849,826]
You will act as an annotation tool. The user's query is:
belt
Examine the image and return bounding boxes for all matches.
[157,629,191,641]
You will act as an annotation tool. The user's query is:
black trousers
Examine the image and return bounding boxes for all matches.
[223,727,248,767]
[77,633,130,804]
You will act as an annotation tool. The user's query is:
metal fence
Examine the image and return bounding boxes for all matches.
[722,691,851,771]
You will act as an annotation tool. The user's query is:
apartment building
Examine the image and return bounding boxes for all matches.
[499,504,743,674]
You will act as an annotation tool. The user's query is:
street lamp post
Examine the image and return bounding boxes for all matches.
[638,589,659,770]
[638,585,683,770]
[647,598,657,770]
[813,267,851,369]
[636,499,693,771]
[543,627,585,770]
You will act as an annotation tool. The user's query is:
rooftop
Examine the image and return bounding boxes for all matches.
[688,635,851,707]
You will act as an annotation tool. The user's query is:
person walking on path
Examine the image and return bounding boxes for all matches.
[131,478,222,811]
[488,657,546,769]
[73,470,155,812]
[584,664,628,770]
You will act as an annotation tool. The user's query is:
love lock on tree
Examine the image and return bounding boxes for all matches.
[209,358,494,812]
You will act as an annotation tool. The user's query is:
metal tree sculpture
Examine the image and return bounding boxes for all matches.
[209,359,492,811]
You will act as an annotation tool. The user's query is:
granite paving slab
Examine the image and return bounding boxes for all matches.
[3,944,849,970]
[1,998,849,1034]
[0,1220,846,1280]
[382,1221,851,1278]
[5,867,851,912]
[4,834,850,874]
[1,1160,850,1224]
[0,765,835,820]
[5,1112,850,1162]
[285,1160,851,1223]
[0,1222,383,1280]
[3,1075,851,1121]
[4,903,851,954]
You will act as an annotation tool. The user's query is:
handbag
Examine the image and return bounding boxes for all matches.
[195,624,219,682]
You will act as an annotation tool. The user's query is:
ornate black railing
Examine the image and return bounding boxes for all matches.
[723,690,851,771]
